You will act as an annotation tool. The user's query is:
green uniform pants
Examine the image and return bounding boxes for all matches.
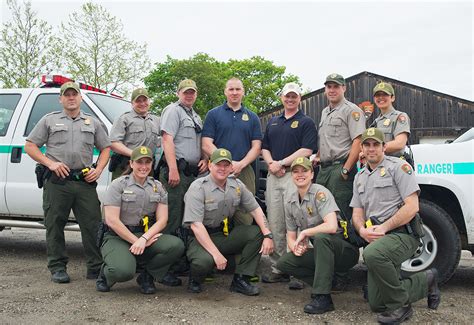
[316,164,356,221]
[186,225,263,280]
[277,233,359,294]
[234,164,256,226]
[43,179,103,273]
[101,232,184,286]
[159,169,196,235]
[363,233,428,312]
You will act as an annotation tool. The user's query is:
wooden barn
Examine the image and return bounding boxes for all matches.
[259,71,474,144]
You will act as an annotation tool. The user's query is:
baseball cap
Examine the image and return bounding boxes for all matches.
[361,128,384,144]
[373,82,395,96]
[60,82,80,95]
[324,73,345,85]
[210,148,232,164]
[281,82,301,96]
[131,88,149,102]
[131,146,153,161]
[290,156,313,172]
[177,79,197,92]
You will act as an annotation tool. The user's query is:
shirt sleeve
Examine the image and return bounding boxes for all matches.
[315,187,340,219]
[109,115,127,142]
[237,179,260,212]
[201,109,216,139]
[160,105,181,138]
[26,116,49,146]
[393,112,411,137]
[285,202,298,232]
[250,112,263,141]
[393,162,420,200]
[94,118,111,150]
[155,180,168,205]
[349,173,363,208]
[103,178,124,207]
[261,121,271,150]
[347,105,366,140]
[300,117,318,151]
[183,181,205,224]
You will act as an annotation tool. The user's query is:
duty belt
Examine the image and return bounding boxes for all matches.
[189,225,222,237]
[320,160,344,168]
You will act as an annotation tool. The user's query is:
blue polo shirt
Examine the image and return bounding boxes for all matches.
[202,102,262,161]
[262,110,317,161]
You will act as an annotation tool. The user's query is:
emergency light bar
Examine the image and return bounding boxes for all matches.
[41,75,122,98]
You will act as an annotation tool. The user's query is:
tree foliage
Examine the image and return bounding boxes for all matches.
[0,0,59,88]
[57,2,151,96]
[145,53,300,116]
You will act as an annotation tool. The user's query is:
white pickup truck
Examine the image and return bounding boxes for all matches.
[0,76,130,230]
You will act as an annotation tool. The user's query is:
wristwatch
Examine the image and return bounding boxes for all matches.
[341,168,349,176]
[263,232,273,239]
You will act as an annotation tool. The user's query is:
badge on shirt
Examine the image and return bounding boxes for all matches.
[316,192,327,202]
[401,163,413,175]
[290,121,299,128]
[383,119,391,126]
[352,111,360,121]
[153,184,158,192]
[398,114,407,124]
[84,118,91,125]
[236,186,241,196]
[380,167,386,177]
[242,113,249,121]
[307,206,313,215]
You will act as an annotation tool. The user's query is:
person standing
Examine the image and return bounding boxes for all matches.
[25,82,111,283]
[277,157,359,314]
[109,88,161,180]
[202,78,262,226]
[260,82,317,286]
[351,128,440,324]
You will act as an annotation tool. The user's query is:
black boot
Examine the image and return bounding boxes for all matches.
[159,271,182,287]
[136,271,156,294]
[304,294,335,314]
[426,268,441,310]
[377,304,413,324]
[229,274,260,296]
[96,265,110,292]
[187,275,202,293]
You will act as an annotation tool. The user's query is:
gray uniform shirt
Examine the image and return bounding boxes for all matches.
[285,184,341,233]
[160,101,202,165]
[109,110,161,153]
[350,156,420,223]
[318,99,366,163]
[103,174,168,226]
[372,107,410,157]
[27,111,110,169]
[183,175,259,228]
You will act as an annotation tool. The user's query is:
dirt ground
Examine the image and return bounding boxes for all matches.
[0,227,473,324]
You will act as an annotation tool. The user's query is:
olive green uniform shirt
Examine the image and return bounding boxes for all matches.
[372,107,410,157]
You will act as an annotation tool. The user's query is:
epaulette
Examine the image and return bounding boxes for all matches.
[44,111,62,116]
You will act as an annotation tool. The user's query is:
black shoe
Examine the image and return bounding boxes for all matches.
[362,284,369,301]
[288,277,305,290]
[377,304,413,324]
[230,274,260,296]
[86,269,100,280]
[261,272,290,283]
[304,294,335,314]
[136,271,156,294]
[158,272,182,287]
[426,268,440,310]
[51,270,70,283]
[96,266,110,292]
[187,278,202,293]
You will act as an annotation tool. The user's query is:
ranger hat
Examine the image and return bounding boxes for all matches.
[361,128,384,144]
[281,82,302,96]
[373,82,395,96]
[131,88,149,102]
[210,148,232,164]
[60,82,80,95]
[131,146,153,161]
[291,156,313,172]
[324,73,345,85]
[177,79,197,92]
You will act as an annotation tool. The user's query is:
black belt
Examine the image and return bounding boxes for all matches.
[320,160,344,168]
[189,226,222,237]
[389,226,410,235]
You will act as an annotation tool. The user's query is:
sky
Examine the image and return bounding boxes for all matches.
[1,0,473,100]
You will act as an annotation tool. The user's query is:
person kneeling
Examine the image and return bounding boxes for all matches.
[183,148,274,295]
[277,157,360,314]
[96,146,185,294]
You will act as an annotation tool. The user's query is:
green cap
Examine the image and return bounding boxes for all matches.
[361,128,385,144]
[131,146,153,161]
[324,73,345,85]
[210,148,232,164]
[290,156,313,172]
[373,82,395,96]
[177,79,197,92]
[131,88,149,102]
[60,82,80,95]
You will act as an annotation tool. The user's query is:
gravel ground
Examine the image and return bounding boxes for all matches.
[0,227,473,324]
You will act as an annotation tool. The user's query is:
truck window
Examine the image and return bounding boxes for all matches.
[24,94,96,136]
[86,93,131,124]
[0,94,21,136]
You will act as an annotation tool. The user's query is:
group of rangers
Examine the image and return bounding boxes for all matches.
[25,73,440,324]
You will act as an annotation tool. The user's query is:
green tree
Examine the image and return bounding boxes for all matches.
[57,2,151,96]
[0,0,59,88]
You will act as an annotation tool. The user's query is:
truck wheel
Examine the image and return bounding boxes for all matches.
[401,199,461,284]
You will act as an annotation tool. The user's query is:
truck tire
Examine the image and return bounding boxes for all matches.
[401,199,461,284]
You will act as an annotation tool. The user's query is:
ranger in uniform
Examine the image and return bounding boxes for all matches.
[277,157,359,314]
[96,146,185,294]
[109,88,161,179]
[25,82,111,283]
[351,128,440,324]
[183,149,274,295]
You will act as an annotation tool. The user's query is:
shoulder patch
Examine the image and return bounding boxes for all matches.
[401,163,413,175]
[316,191,327,202]
[397,114,407,124]
[351,111,360,121]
